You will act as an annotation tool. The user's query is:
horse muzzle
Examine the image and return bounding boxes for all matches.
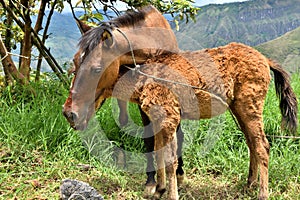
[62,107,88,131]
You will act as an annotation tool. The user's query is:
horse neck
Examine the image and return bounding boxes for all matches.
[112,7,178,65]
[116,28,178,65]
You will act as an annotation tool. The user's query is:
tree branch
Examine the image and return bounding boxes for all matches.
[36,0,58,81]
[0,37,28,85]
[0,0,68,85]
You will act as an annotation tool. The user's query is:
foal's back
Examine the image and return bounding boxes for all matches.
[140,42,272,119]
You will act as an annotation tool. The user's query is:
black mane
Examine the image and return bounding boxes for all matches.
[78,6,153,57]
[110,7,147,28]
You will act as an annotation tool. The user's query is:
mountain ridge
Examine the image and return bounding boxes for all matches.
[176,0,300,50]
[256,26,300,72]
[34,0,300,72]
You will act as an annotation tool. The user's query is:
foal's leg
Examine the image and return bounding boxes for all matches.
[154,123,179,200]
[230,101,270,200]
[139,108,157,197]
[154,130,167,199]
[164,128,179,200]
[231,106,259,187]
[140,107,184,197]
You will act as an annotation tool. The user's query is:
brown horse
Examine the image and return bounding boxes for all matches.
[63,5,184,196]
[63,41,297,199]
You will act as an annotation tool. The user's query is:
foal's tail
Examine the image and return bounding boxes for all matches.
[269,60,298,134]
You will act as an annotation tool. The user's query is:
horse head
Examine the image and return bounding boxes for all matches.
[63,24,122,130]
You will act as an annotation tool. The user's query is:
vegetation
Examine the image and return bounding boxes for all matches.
[5,0,299,74]
[1,0,299,199]
[0,73,299,199]
[0,0,198,85]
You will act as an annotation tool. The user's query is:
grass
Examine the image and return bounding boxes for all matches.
[0,73,299,199]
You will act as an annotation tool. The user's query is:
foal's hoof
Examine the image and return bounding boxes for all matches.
[152,185,166,200]
[247,180,258,189]
[258,195,268,200]
[177,173,185,186]
[144,184,156,198]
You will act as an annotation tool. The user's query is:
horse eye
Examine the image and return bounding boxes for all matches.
[91,67,101,74]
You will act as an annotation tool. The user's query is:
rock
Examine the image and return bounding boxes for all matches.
[60,179,104,200]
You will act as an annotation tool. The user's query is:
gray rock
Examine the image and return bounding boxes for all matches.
[60,179,104,200]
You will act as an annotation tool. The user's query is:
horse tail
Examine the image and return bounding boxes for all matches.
[269,60,298,134]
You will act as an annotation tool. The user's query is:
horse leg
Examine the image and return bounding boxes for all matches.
[118,100,128,127]
[230,102,270,200]
[176,125,185,186]
[139,107,157,197]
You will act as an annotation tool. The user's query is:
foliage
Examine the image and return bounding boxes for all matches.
[0,73,299,199]
[0,0,199,86]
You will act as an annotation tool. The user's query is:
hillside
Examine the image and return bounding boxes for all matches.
[42,12,81,70]
[256,26,300,72]
[30,0,300,72]
[176,0,300,50]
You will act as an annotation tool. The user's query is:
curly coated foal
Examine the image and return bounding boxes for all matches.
[63,42,297,200]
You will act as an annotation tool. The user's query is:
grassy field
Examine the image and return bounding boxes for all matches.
[0,73,299,200]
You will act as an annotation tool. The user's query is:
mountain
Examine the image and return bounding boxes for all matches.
[256,26,300,72]
[38,10,118,71]
[41,12,81,71]
[176,0,300,50]
[35,0,300,72]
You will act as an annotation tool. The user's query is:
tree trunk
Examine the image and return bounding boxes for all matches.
[19,0,32,80]
[36,0,57,82]
[3,1,14,85]
[0,0,67,85]
[34,0,48,33]
[0,37,28,85]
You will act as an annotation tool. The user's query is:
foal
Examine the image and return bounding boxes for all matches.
[63,42,297,199]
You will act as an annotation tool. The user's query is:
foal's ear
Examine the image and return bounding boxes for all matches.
[102,30,114,48]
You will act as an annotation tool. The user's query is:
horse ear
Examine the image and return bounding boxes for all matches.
[102,30,114,48]
[76,19,92,34]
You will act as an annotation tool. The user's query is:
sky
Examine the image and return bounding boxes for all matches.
[194,0,249,7]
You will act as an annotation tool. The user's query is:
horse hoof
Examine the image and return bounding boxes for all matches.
[144,184,156,198]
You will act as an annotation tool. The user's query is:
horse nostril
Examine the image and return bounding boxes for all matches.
[62,110,78,123]
[70,112,78,122]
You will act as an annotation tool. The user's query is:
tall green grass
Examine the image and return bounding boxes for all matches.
[0,73,299,199]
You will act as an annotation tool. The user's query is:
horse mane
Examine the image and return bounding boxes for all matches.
[110,6,150,28]
[78,5,156,57]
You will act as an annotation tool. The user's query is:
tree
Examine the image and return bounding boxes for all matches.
[0,0,199,87]
[0,0,68,86]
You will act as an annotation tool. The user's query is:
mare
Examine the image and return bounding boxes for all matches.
[63,5,184,197]
[63,41,298,200]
